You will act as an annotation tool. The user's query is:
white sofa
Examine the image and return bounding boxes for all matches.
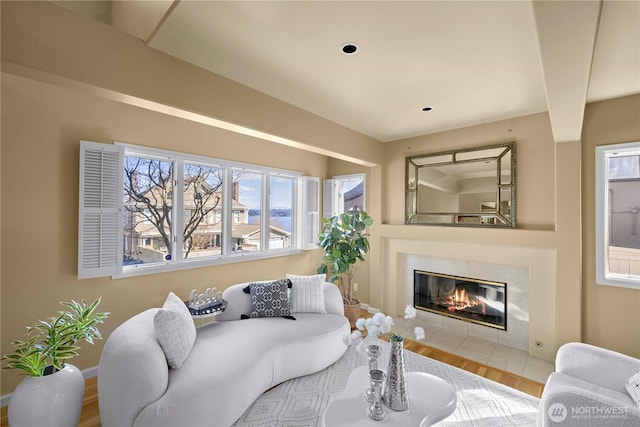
[538,342,640,427]
[98,281,350,427]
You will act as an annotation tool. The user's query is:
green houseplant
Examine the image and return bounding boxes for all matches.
[317,207,373,326]
[2,298,109,426]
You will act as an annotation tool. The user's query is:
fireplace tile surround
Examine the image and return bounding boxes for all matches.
[402,254,530,351]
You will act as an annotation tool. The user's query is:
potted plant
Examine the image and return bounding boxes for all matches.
[2,297,109,427]
[317,207,373,327]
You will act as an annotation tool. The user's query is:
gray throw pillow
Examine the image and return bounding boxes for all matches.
[249,279,292,318]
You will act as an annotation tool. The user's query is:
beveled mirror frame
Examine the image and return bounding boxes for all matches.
[405,141,516,228]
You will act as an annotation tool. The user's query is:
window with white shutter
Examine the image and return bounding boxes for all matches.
[78,140,315,278]
[323,173,366,219]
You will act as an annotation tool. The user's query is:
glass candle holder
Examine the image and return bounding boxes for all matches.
[365,344,382,402]
[368,369,386,421]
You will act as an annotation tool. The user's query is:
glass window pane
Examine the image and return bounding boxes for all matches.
[269,176,294,250]
[123,156,173,266]
[183,164,223,259]
[340,177,365,212]
[234,170,262,253]
[609,155,640,179]
[607,155,640,274]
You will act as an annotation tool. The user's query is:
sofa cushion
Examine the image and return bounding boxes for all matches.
[153,292,196,369]
[249,279,292,318]
[287,273,327,314]
[626,372,640,408]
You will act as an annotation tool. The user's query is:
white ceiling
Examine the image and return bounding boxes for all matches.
[55,0,639,143]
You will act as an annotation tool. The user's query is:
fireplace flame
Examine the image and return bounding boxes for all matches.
[444,288,481,312]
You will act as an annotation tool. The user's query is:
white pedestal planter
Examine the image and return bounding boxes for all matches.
[8,364,84,427]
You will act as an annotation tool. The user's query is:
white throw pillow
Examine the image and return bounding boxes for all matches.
[286,273,327,314]
[154,292,196,369]
[625,372,640,408]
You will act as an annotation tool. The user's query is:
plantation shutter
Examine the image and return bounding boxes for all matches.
[78,141,123,279]
[322,178,336,219]
[299,176,320,250]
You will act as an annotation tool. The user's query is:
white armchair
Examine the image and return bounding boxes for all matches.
[538,342,640,427]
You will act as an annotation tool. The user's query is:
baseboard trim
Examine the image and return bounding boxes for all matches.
[0,365,98,408]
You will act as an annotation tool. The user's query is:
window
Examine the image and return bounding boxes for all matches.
[79,141,319,279]
[123,155,174,266]
[323,173,366,218]
[270,175,294,250]
[595,141,640,289]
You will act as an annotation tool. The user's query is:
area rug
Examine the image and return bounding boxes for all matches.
[232,339,540,426]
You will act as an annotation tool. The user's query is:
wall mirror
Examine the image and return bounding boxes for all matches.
[405,142,516,228]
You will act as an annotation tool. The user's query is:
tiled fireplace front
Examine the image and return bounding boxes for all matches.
[400,254,529,351]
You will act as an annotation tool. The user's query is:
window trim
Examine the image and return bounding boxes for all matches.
[595,141,640,289]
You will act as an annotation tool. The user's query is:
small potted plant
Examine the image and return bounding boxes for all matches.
[2,297,109,426]
[317,207,373,326]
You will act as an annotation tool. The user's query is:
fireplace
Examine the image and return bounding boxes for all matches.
[414,270,507,330]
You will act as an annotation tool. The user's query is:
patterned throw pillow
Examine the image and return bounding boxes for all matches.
[626,372,640,408]
[286,273,327,314]
[249,279,293,319]
[154,292,196,369]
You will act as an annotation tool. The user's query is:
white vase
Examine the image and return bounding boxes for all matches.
[8,363,85,427]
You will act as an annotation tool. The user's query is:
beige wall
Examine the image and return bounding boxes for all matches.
[581,94,640,358]
[0,1,382,395]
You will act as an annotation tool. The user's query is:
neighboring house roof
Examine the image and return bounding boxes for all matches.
[344,181,364,202]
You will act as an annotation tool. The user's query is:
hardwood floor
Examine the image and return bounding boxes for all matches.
[0,326,543,427]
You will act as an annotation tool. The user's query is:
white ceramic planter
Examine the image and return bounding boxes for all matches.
[8,363,85,427]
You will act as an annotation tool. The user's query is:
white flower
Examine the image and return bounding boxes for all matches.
[364,318,376,330]
[367,324,381,338]
[404,305,417,320]
[352,305,424,342]
[380,316,394,334]
[344,330,363,346]
[372,312,386,326]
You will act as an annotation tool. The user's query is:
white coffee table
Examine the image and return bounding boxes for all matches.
[323,366,457,427]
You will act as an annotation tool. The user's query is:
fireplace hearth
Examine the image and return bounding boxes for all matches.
[414,270,507,330]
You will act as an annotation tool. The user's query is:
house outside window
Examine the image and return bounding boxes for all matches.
[595,141,640,289]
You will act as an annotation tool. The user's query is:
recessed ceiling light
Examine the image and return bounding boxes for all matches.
[421,106,433,112]
[341,43,359,55]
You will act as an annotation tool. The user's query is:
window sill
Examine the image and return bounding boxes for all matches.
[596,273,640,290]
[112,248,303,279]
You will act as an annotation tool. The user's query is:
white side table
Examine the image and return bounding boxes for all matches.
[323,366,457,427]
